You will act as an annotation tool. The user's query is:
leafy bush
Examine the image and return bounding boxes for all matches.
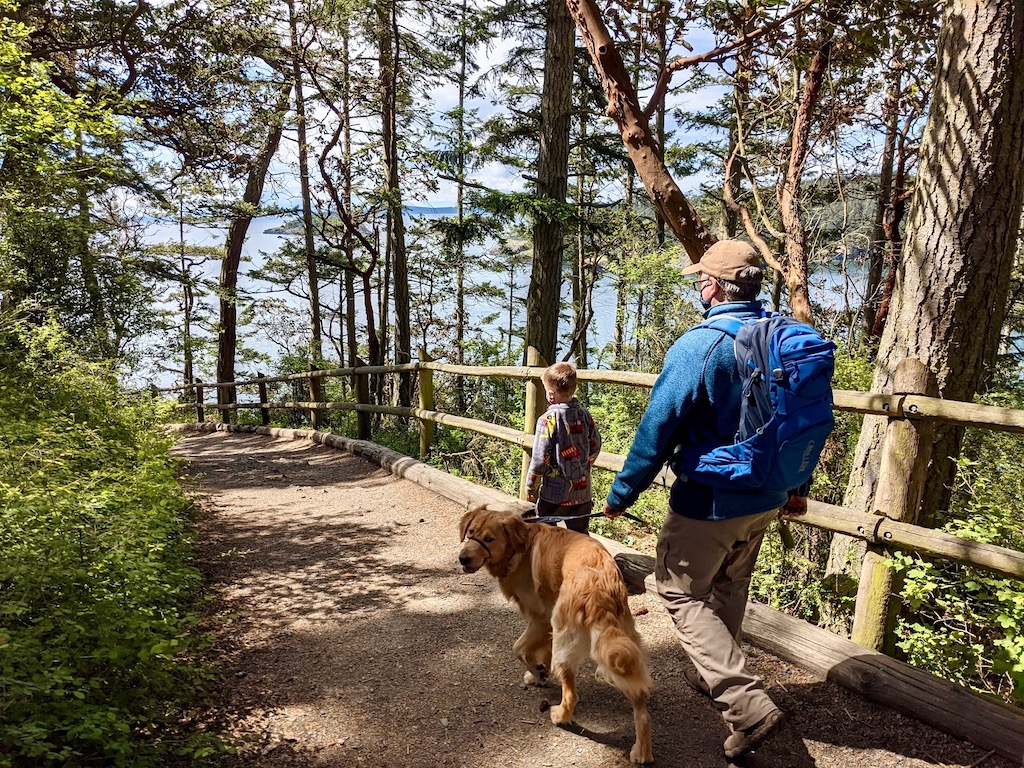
[585,384,667,546]
[895,444,1024,705]
[0,317,217,765]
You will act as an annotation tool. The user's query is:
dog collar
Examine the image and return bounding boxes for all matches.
[466,536,492,556]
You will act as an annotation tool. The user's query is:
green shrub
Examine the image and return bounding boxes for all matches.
[895,448,1024,705]
[0,317,218,765]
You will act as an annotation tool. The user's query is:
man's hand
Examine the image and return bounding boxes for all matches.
[603,503,624,519]
[526,492,537,503]
[783,495,808,517]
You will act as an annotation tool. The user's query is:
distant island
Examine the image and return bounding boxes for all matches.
[263,206,459,235]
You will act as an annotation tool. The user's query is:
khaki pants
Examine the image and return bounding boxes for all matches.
[655,507,779,730]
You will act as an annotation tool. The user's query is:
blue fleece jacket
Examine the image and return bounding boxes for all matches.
[606,301,790,520]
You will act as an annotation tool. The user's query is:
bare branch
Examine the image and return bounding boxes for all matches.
[723,144,783,274]
[643,0,816,120]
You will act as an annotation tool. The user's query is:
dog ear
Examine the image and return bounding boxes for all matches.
[504,512,530,553]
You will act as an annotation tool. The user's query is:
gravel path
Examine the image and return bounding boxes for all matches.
[173,431,1014,768]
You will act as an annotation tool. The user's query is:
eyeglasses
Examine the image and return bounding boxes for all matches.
[692,275,714,291]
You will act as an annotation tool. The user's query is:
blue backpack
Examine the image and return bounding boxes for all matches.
[688,313,836,491]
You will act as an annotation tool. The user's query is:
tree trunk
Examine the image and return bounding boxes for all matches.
[864,70,901,339]
[377,211,389,403]
[179,194,195,391]
[776,38,831,326]
[455,0,468,411]
[571,97,589,368]
[287,0,323,364]
[379,0,412,406]
[828,0,1024,592]
[344,268,357,366]
[216,83,292,406]
[525,0,574,363]
[654,0,668,249]
[566,0,716,263]
[613,276,626,366]
[506,259,515,357]
[721,27,752,240]
[340,20,366,375]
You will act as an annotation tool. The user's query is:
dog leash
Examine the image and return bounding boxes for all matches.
[525,510,647,526]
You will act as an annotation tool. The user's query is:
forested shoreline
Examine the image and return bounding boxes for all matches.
[2,0,1024,762]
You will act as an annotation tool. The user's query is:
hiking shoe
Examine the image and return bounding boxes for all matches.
[723,708,786,758]
[683,666,711,698]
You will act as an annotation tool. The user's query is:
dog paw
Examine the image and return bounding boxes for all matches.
[523,670,548,686]
[549,704,573,725]
[629,742,653,764]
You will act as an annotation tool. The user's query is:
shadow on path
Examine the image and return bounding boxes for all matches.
[175,432,1012,768]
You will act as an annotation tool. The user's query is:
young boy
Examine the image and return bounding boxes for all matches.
[525,362,602,534]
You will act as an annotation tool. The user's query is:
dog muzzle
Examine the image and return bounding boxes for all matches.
[458,538,490,573]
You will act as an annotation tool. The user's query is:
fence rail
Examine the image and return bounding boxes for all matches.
[161,354,1024,649]
[160,363,1024,433]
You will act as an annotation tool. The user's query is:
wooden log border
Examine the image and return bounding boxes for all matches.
[166,402,1024,581]
[168,423,1024,763]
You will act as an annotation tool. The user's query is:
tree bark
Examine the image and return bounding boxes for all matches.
[864,71,901,339]
[287,0,323,364]
[379,0,412,406]
[829,0,1024,586]
[216,83,292,405]
[525,0,575,363]
[566,0,716,263]
[571,98,589,369]
[776,38,831,326]
[653,0,668,249]
[179,193,195,392]
[455,0,468,411]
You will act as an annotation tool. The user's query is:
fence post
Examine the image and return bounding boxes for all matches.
[257,372,270,426]
[851,358,938,653]
[354,356,371,440]
[218,382,236,424]
[216,382,233,424]
[519,346,548,500]
[418,348,435,460]
[195,379,205,423]
[308,362,323,430]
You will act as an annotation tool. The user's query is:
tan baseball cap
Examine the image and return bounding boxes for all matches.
[680,240,762,281]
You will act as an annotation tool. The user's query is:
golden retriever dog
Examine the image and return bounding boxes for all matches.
[458,506,653,764]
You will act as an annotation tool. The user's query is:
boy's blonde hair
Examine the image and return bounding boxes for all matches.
[542,362,577,396]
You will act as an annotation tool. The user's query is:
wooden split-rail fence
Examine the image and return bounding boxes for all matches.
[161,348,1024,760]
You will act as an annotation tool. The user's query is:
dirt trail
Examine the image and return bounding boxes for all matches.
[173,431,1013,768]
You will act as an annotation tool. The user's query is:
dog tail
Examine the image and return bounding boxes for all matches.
[594,623,651,689]
[558,567,652,692]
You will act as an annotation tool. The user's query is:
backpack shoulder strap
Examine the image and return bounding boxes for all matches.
[696,306,776,338]
[695,314,744,338]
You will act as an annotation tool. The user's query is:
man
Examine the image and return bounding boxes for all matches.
[604,239,807,759]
